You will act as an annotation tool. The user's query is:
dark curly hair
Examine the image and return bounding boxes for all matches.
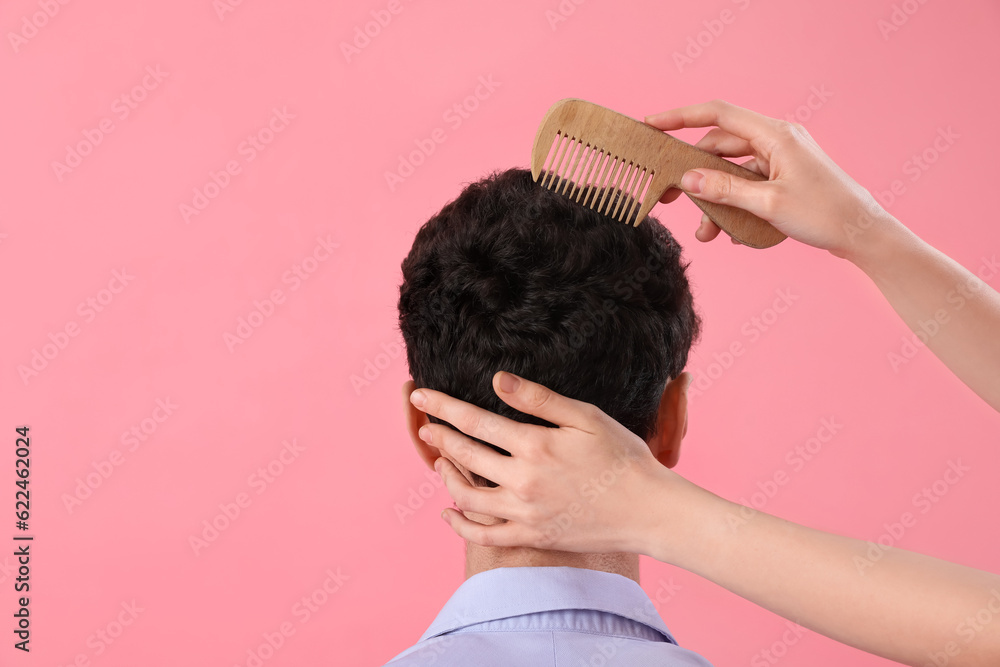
[398,168,701,486]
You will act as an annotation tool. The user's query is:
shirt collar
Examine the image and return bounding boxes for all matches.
[420,566,678,644]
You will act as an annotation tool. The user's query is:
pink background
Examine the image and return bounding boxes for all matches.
[1,0,998,665]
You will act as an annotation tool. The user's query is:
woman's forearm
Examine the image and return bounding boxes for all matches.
[846,214,1000,411]
[651,478,1000,667]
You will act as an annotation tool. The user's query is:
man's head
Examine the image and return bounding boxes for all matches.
[398,168,700,488]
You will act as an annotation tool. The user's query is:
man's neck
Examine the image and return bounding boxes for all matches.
[465,542,641,583]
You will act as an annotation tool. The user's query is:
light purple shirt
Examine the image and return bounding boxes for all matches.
[384,566,714,666]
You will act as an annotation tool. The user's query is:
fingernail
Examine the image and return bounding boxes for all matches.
[419,425,433,443]
[440,509,450,523]
[410,389,426,408]
[498,372,520,394]
[681,170,704,194]
[433,457,442,472]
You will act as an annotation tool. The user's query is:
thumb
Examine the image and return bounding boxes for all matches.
[492,371,600,431]
[681,168,772,221]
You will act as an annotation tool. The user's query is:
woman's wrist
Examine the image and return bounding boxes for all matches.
[832,204,911,276]
[635,466,738,574]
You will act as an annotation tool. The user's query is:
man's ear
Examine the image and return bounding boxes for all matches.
[402,379,441,471]
[647,371,691,469]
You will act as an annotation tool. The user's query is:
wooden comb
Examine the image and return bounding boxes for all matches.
[530,98,786,249]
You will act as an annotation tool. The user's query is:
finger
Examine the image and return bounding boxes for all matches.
[492,371,603,433]
[645,99,780,144]
[410,386,532,454]
[739,157,763,176]
[421,423,512,488]
[695,215,723,242]
[436,457,511,519]
[659,187,684,204]
[694,128,753,158]
[440,507,524,548]
[679,167,774,221]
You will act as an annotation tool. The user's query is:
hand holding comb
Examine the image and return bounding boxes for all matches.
[531,98,786,249]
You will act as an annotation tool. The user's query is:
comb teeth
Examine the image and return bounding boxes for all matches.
[538,131,655,226]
